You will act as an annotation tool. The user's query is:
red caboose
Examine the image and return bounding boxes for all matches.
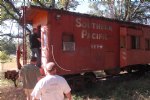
[20,5,150,87]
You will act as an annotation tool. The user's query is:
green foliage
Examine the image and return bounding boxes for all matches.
[72,73,150,100]
[0,51,11,63]
[0,38,16,54]
[0,0,79,37]
[143,0,150,2]
[0,1,17,23]
[88,1,150,24]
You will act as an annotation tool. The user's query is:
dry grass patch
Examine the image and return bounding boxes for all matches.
[0,72,26,100]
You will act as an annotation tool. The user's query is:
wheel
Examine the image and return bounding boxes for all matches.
[66,74,85,91]
[127,68,132,73]
[84,72,96,88]
[104,67,120,75]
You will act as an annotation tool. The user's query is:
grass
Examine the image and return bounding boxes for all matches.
[0,71,25,100]
[72,73,150,100]
[0,72,150,100]
[0,59,150,100]
[0,56,18,72]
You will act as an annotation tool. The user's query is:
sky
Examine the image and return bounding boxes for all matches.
[74,1,90,13]
[0,20,20,36]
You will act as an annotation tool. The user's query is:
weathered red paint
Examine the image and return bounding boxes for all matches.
[22,6,150,75]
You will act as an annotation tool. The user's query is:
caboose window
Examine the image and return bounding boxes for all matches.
[145,39,150,50]
[131,36,140,49]
[62,34,75,51]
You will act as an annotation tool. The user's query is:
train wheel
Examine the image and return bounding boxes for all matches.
[104,67,120,75]
[127,68,132,73]
[84,72,97,88]
[66,74,85,91]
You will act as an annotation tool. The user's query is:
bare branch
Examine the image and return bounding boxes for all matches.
[0,3,19,22]
[4,0,21,17]
[0,33,23,38]
[36,0,47,8]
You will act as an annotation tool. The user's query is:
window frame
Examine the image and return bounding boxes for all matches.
[62,33,75,52]
[145,39,150,51]
[131,35,140,49]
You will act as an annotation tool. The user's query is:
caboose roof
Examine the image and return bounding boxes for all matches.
[20,6,47,24]
[21,5,150,28]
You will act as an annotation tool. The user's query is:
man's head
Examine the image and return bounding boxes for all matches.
[33,28,38,34]
[46,62,56,74]
[30,57,37,64]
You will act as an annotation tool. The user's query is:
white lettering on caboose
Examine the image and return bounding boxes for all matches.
[75,18,112,49]
[76,18,112,31]
[81,30,108,40]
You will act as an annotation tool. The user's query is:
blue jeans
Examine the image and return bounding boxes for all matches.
[31,48,41,67]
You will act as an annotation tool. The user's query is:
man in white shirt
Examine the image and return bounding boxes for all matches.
[31,62,72,100]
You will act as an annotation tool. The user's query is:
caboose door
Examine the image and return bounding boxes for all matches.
[120,27,127,67]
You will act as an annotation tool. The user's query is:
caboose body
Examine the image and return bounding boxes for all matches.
[23,6,150,77]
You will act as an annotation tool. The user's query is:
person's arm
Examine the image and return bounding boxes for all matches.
[31,80,42,100]
[65,92,72,100]
[32,97,39,100]
[18,70,23,81]
[37,38,41,42]
[36,68,43,81]
[62,77,72,100]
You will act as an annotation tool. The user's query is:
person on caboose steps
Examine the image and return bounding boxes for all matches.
[31,62,72,100]
[19,57,41,100]
[29,28,41,67]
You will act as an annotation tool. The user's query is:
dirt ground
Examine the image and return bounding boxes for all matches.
[0,72,26,100]
[0,57,18,72]
[0,58,26,100]
[0,87,26,100]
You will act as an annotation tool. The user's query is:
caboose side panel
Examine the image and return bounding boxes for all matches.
[126,28,145,65]
[89,18,120,70]
[48,11,92,75]
[48,10,120,75]
[120,26,150,68]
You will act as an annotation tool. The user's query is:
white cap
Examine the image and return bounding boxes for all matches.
[46,62,55,71]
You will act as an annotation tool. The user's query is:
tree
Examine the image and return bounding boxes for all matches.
[88,0,150,24]
[0,38,16,54]
[0,0,79,39]
[1,0,150,40]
